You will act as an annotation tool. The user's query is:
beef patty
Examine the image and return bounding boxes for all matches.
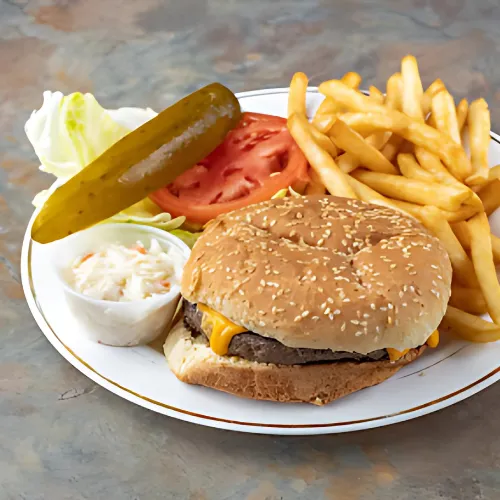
[183,301,388,365]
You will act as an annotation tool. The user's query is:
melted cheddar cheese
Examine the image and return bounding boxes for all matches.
[386,348,410,361]
[426,329,439,348]
[387,330,440,361]
[197,304,441,360]
[197,304,246,355]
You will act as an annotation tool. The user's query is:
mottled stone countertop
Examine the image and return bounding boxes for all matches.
[2,1,500,499]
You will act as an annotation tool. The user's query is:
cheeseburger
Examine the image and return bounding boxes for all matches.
[164,195,452,405]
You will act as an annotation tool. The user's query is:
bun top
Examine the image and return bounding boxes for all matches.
[181,195,452,353]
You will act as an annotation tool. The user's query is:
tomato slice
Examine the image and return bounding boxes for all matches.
[150,112,309,224]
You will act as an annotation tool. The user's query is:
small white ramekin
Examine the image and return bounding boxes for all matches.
[45,223,191,346]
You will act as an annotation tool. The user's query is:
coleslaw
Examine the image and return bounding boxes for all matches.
[68,238,184,302]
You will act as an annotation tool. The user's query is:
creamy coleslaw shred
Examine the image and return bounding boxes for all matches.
[69,239,184,302]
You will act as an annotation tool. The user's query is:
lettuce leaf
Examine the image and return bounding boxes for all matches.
[25,91,156,180]
[107,198,185,231]
[170,229,202,248]
[271,186,303,199]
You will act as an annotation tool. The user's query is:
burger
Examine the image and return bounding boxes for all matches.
[164,195,452,405]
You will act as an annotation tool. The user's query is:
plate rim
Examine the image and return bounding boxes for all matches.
[21,87,500,435]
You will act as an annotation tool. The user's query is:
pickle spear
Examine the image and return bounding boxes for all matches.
[31,83,241,244]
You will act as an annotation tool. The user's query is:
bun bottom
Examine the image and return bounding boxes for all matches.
[164,321,426,405]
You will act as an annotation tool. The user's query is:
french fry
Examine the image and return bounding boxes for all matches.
[336,112,407,135]
[351,170,471,212]
[308,123,338,157]
[442,205,481,223]
[456,98,469,132]
[432,90,461,144]
[305,168,326,195]
[468,212,500,324]
[465,98,491,185]
[385,72,403,110]
[329,119,399,175]
[387,199,429,220]
[386,200,477,224]
[401,55,425,122]
[418,206,478,288]
[318,80,472,179]
[345,175,407,213]
[369,85,384,104]
[442,206,480,223]
[288,72,308,117]
[337,153,361,174]
[312,72,361,132]
[488,164,500,180]
[381,135,405,162]
[398,153,437,182]
[452,221,500,264]
[478,179,500,216]
[414,146,461,185]
[443,306,500,343]
[341,71,362,89]
[451,221,471,249]
[312,112,337,134]
[492,234,500,263]
[287,114,357,199]
[413,146,481,212]
[337,132,392,173]
[422,78,446,116]
[449,284,487,315]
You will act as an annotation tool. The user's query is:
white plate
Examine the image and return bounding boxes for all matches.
[22,88,500,435]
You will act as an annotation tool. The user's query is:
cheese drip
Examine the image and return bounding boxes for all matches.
[198,304,246,355]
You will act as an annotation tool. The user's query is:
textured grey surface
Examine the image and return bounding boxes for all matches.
[1,1,500,498]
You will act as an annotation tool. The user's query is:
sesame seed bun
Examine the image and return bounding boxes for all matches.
[181,195,452,353]
[164,320,426,405]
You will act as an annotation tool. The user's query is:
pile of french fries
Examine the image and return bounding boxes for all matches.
[287,55,500,343]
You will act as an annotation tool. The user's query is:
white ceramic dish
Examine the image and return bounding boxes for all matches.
[42,223,190,346]
[22,88,500,435]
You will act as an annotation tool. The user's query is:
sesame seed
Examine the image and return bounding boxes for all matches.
[302,310,310,318]
[294,315,302,322]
